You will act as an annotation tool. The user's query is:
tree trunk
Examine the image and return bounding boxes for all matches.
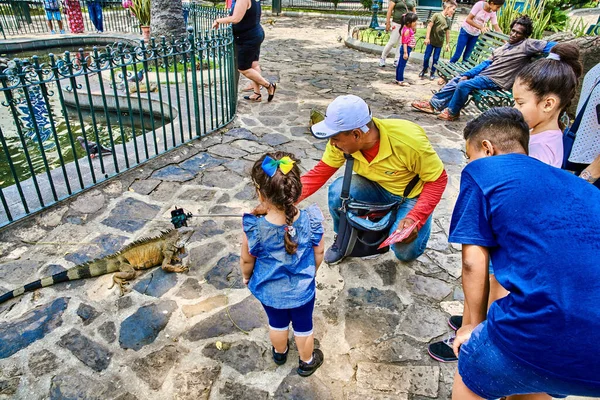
[545,33,600,116]
[150,0,185,40]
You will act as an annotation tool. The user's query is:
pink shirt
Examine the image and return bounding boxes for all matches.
[401,26,416,48]
[529,129,563,168]
[462,1,498,36]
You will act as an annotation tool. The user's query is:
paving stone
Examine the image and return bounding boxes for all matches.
[190,220,225,242]
[427,252,462,279]
[222,159,254,177]
[373,260,397,285]
[274,370,333,400]
[407,275,453,301]
[185,296,267,341]
[356,362,439,397]
[64,233,129,265]
[151,165,196,182]
[176,278,203,299]
[173,366,221,400]
[205,253,244,290]
[0,297,69,359]
[231,139,271,154]
[259,133,291,146]
[0,260,43,285]
[58,329,112,372]
[101,197,161,233]
[179,152,226,173]
[76,303,100,325]
[202,340,267,374]
[65,215,85,225]
[345,308,401,348]
[129,179,161,195]
[453,287,464,301]
[70,190,105,214]
[397,303,449,342]
[434,147,466,166]
[131,345,181,390]
[345,387,407,400]
[149,181,182,201]
[200,169,244,188]
[182,295,228,318]
[440,300,464,316]
[117,296,134,310]
[119,301,177,351]
[0,377,20,396]
[208,205,242,214]
[97,321,117,343]
[133,267,179,298]
[222,127,259,142]
[217,193,230,204]
[410,255,444,276]
[359,335,423,363]
[290,126,309,136]
[49,371,120,400]
[208,144,248,159]
[346,287,404,312]
[426,232,450,252]
[220,381,269,400]
[28,349,59,377]
[114,393,139,400]
[38,206,68,228]
[234,183,256,200]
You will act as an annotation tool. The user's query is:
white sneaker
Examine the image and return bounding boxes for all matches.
[393,60,398,68]
[378,58,385,67]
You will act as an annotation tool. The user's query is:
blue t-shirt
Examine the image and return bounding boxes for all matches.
[242,204,324,309]
[449,154,600,384]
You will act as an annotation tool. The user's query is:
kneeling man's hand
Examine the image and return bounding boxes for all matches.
[453,324,475,357]
[396,218,419,243]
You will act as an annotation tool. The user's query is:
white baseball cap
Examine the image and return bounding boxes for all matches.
[311,95,372,139]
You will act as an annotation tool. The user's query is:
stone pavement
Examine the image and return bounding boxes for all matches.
[0,16,588,400]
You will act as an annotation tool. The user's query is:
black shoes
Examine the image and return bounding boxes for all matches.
[272,346,288,365]
[419,68,429,78]
[427,337,458,363]
[448,315,462,331]
[324,238,344,265]
[297,349,324,377]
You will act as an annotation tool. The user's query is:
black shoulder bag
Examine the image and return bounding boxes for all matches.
[332,154,420,261]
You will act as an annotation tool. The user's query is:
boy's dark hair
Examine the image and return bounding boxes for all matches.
[443,0,458,8]
[463,107,530,154]
[251,151,302,255]
[516,42,582,120]
[488,0,505,5]
[400,12,418,28]
[510,15,534,38]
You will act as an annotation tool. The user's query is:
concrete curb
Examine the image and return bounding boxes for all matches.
[0,34,139,54]
[265,10,363,20]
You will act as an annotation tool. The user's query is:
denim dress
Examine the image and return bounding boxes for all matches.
[242,204,324,309]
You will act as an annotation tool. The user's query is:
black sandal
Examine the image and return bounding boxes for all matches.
[267,82,277,102]
[243,92,262,102]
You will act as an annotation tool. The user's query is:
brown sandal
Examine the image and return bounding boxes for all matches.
[243,92,262,102]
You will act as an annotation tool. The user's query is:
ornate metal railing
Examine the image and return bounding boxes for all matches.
[0,23,236,228]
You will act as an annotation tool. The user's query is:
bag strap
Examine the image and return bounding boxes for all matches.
[340,154,354,204]
[569,80,600,136]
[403,174,420,198]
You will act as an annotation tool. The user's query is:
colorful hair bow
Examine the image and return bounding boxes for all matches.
[261,156,295,177]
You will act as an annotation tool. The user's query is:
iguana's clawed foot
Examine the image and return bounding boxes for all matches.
[163,264,189,273]
[111,276,131,296]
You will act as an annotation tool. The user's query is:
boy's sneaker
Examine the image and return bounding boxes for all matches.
[392,60,398,68]
[448,315,462,331]
[297,349,324,377]
[427,337,458,363]
[59,29,65,34]
[378,58,385,67]
[418,68,428,78]
[51,30,56,34]
[429,73,436,81]
[272,346,288,365]
[324,239,344,265]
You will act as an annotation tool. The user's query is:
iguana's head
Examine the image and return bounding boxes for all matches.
[175,227,194,248]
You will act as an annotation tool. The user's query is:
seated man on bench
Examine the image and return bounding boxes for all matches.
[411,15,556,121]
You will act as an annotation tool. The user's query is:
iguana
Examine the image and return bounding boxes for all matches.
[0,227,194,305]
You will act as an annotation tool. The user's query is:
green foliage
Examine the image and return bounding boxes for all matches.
[130,0,151,26]
[331,0,342,10]
[360,0,373,11]
[497,0,550,39]
[567,16,591,37]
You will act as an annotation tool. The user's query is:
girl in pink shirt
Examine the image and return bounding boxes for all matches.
[394,12,418,87]
[513,43,583,168]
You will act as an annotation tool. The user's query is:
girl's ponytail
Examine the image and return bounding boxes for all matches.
[550,42,583,79]
[400,12,418,30]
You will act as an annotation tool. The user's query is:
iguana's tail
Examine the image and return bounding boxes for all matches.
[0,259,120,305]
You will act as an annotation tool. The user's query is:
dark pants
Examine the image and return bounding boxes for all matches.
[395,46,412,82]
[430,75,500,115]
[423,44,442,74]
[450,28,478,63]
[87,1,103,32]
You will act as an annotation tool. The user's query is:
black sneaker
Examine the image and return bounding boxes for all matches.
[272,346,288,365]
[324,239,344,265]
[427,337,457,363]
[418,68,428,78]
[448,315,462,331]
[297,349,324,377]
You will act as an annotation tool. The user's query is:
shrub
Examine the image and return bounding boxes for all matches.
[497,0,550,39]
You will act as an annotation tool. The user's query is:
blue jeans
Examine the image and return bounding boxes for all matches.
[87,1,103,32]
[328,175,432,262]
[429,75,499,115]
[395,46,412,82]
[459,322,600,399]
[450,28,478,63]
[423,44,442,74]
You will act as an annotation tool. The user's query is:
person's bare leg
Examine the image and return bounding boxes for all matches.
[47,20,53,32]
[243,62,262,91]
[462,299,471,326]
[294,333,315,362]
[507,394,551,400]
[488,274,509,308]
[452,370,485,400]
[270,329,288,353]
[239,66,274,97]
[57,20,63,31]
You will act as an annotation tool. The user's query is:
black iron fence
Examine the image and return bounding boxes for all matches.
[0,6,237,228]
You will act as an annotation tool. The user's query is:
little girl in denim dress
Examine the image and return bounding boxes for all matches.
[240,151,325,377]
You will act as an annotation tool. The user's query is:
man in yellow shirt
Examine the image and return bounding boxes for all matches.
[299,95,448,264]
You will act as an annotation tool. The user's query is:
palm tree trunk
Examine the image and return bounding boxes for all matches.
[150,0,185,39]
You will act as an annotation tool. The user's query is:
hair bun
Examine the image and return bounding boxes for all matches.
[551,42,583,79]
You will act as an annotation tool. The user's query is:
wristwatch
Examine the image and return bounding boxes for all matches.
[580,170,598,183]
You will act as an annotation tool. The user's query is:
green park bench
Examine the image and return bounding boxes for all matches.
[434,31,514,112]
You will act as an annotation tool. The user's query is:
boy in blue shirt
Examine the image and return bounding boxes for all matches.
[43,0,65,34]
[450,107,600,399]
